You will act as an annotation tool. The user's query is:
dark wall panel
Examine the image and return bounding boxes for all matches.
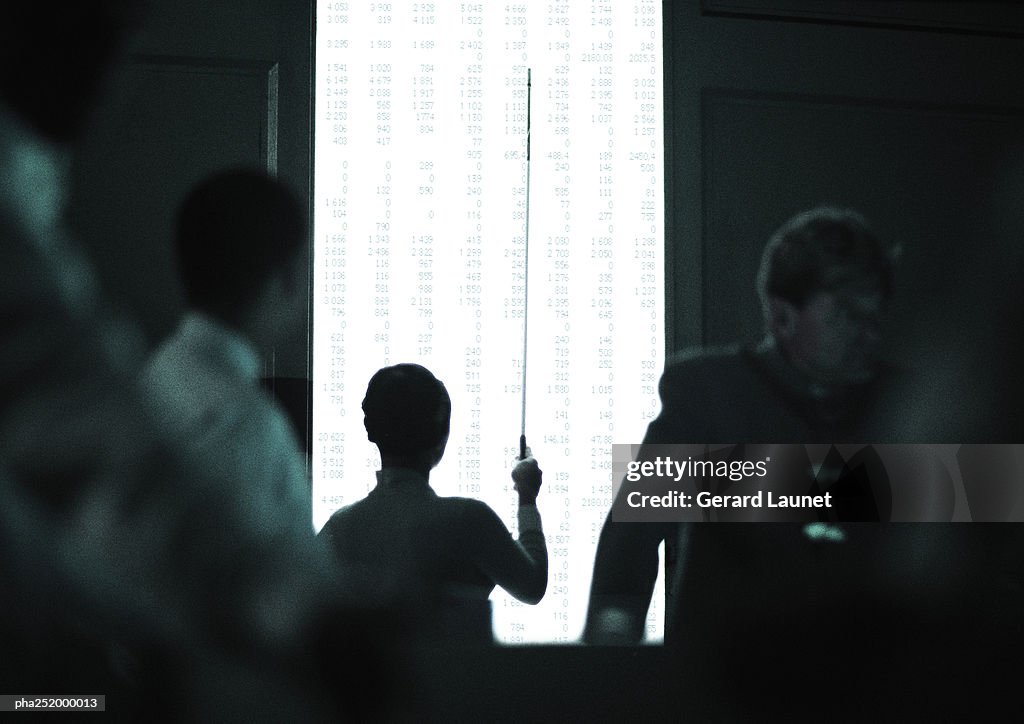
[702,91,1024,369]
[71,59,278,348]
[70,0,312,379]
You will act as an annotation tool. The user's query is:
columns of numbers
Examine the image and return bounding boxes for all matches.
[317,8,352,509]
[586,1,615,505]
[459,3,485,498]
[546,0,574,642]
[313,0,665,642]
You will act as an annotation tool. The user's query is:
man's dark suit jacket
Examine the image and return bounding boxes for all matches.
[586,345,1022,717]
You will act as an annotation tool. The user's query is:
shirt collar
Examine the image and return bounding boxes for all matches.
[375,467,433,491]
[176,311,262,382]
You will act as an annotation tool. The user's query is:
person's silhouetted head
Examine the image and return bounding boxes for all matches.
[362,364,451,473]
[176,167,307,343]
[0,1,145,143]
[756,207,898,385]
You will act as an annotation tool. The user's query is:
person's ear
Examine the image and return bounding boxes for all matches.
[767,296,799,340]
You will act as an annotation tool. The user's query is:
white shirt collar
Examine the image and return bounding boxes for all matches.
[176,311,262,382]
[375,467,432,489]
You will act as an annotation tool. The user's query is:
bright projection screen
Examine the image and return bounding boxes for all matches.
[313,1,664,644]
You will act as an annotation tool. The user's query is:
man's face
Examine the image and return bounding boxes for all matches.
[778,282,886,385]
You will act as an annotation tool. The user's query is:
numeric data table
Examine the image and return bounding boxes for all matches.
[314,0,665,643]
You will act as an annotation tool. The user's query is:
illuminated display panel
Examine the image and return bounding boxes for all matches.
[314,0,664,643]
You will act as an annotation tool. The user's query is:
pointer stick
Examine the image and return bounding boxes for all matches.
[520,68,532,461]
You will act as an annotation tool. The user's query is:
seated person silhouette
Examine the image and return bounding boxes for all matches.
[318,363,547,642]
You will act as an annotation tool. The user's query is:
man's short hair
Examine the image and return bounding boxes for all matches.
[176,168,306,323]
[756,206,898,312]
[363,364,451,457]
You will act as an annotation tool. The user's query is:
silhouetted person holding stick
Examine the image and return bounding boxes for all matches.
[319,363,547,641]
